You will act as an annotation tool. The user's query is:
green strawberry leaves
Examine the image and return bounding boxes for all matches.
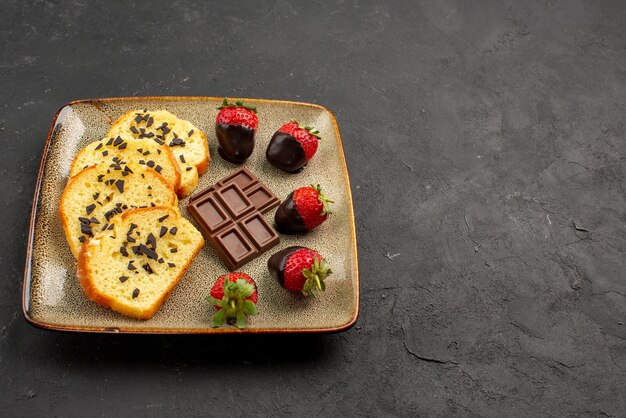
[207,278,258,329]
[243,300,258,316]
[236,311,247,330]
[311,184,334,216]
[211,307,227,327]
[218,98,257,113]
[301,256,332,298]
[303,125,320,138]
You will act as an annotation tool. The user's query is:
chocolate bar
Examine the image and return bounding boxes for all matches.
[188,168,280,270]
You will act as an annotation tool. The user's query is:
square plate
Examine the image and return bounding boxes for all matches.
[23,97,359,334]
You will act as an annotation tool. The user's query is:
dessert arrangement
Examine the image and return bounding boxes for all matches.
[58,99,337,329]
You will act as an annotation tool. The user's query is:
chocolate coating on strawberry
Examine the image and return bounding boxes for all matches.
[267,245,306,287]
[216,123,255,163]
[266,132,307,173]
[265,122,319,173]
[215,98,258,164]
[274,191,306,234]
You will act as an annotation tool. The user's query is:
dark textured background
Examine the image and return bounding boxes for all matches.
[1,1,624,416]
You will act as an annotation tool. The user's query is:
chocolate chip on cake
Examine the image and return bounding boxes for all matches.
[115,180,125,193]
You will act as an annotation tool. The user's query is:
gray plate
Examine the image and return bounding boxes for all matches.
[23,97,359,334]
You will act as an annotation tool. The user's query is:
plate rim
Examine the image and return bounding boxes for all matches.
[22,96,360,334]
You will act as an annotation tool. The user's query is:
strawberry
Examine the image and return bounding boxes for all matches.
[266,121,320,173]
[274,184,333,234]
[278,121,319,160]
[277,121,299,136]
[268,246,332,297]
[215,98,258,163]
[216,99,258,130]
[207,272,258,329]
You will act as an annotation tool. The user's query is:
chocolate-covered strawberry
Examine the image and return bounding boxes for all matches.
[275,184,333,234]
[266,121,320,173]
[215,98,258,164]
[207,272,258,329]
[268,246,331,297]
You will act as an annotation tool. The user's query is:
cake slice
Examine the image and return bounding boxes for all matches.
[77,206,204,319]
[107,110,209,197]
[59,162,179,258]
[70,135,181,191]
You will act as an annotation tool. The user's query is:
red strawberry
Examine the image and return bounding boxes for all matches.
[277,121,299,136]
[278,122,319,160]
[266,121,320,173]
[216,101,258,130]
[215,98,258,163]
[268,246,332,297]
[294,128,319,160]
[274,184,333,234]
[207,272,258,329]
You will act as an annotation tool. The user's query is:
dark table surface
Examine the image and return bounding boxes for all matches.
[2,1,624,416]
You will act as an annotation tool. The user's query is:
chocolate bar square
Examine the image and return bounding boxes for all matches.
[216,167,257,191]
[246,183,279,213]
[187,168,281,271]
[190,195,231,234]
[238,212,279,249]
[215,183,254,220]
[213,225,257,269]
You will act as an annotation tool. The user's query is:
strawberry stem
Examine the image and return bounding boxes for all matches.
[217,98,257,113]
[301,256,332,297]
[311,184,334,216]
[303,125,320,138]
[207,278,258,329]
